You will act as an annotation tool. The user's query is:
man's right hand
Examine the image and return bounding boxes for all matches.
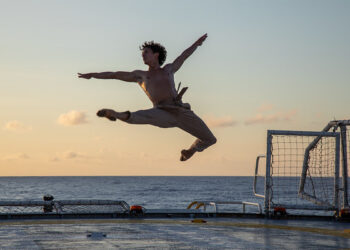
[78,73,92,79]
[194,33,208,47]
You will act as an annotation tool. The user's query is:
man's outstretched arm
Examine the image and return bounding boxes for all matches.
[168,33,207,73]
[78,70,143,83]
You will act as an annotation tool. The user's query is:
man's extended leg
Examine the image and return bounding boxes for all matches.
[176,109,216,161]
[97,107,216,161]
[97,108,177,128]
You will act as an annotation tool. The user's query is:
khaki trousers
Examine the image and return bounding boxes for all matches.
[124,105,216,152]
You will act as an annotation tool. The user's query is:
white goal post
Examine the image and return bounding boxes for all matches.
[255,130,340,215]
[318,120,350,208]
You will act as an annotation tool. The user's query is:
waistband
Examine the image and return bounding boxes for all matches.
[155,100,191,110]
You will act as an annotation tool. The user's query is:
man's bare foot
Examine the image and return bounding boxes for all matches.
[97,109,117,121]
[180,149,196,161]
[97,109,130,121]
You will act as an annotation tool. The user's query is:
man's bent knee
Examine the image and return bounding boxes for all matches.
[209,136,217,146]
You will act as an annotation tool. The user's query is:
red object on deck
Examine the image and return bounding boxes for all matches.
[130,205,144,214]
[340,208,350,218]
[274,207,286,212]
[274,206,287,216]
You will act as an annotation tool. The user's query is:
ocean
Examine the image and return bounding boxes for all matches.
[0,176,349,249]
[0,176,262,212]
[0,176,342,214]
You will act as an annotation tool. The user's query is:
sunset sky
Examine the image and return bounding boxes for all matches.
[1,0,349,176]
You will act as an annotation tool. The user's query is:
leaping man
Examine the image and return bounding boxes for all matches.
[78,34,216,161]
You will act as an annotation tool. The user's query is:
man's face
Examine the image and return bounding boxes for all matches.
[142,47,158,65]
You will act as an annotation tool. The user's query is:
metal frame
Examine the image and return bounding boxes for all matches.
[254,155,266,198]
[298,131,340,209]
[264,130,340,215]
[0,200,130,215]
[320,120,350,208]
[340,125,349,206]
[187,200,262,214]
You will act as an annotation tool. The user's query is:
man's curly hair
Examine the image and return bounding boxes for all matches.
[140,41,167,66]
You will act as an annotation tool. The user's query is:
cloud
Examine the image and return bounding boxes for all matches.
[50,157,60,162]
[3,121,32,131]
[3,153,30,161]
[57,110,88,126]
[245,109,297,125]
[204,116,237,128]
[257,103,274,113]
[49,151,87,162]
[139,152,149,158]
[284,109,297,120]
[63,151,87,159]
[64,151,78,159]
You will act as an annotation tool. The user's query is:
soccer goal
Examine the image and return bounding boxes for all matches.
[254,129,341,215]
[318,120,350,208]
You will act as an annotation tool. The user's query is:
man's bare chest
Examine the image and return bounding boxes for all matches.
[141,72,173,90]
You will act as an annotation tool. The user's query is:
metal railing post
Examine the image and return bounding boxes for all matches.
[340,125,349,207]
[335,133,340,212]
[265,131,273,216]
[254,155,266,198]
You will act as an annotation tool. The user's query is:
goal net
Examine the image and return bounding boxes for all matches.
[320,120,350,208]
[264,130,340,212]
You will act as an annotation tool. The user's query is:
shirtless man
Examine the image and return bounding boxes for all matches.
[78,33,216,161]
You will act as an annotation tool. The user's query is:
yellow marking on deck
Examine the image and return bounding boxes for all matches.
[0,219,349,239]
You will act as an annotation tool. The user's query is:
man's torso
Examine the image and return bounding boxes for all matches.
[138,67,177,106]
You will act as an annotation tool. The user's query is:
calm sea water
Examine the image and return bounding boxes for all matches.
[0,176,342,214]
[0,177,262,212]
